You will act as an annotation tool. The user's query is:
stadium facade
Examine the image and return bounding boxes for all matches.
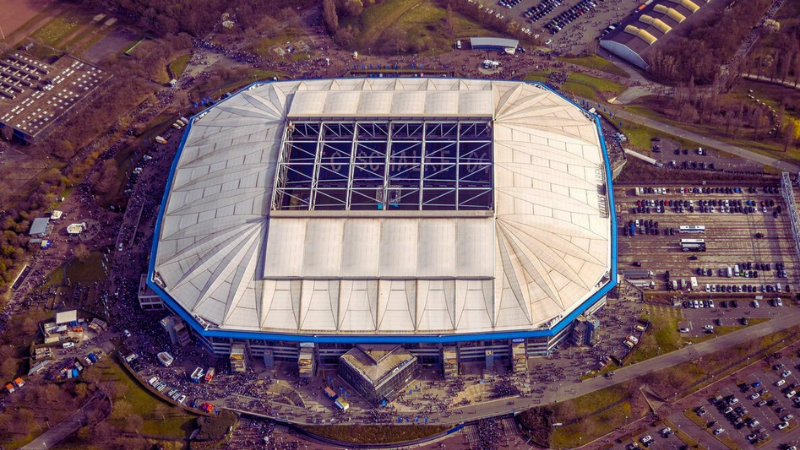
[147,78,617,372]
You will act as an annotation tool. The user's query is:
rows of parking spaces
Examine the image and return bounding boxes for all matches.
[621,426,691,449]
[688,356,800,449]
[615,183,798,298]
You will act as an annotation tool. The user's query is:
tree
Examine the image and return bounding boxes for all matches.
[124,414,144,433]
[444,4,455,38]
[323,0,339,32]
[75,244,90,262]
[763,19,780,34]
[94,159,118,195]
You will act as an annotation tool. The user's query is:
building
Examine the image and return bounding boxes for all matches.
[230,343,247,372]
[339,345,419,405]
[470,37,519,51]
[147,79,617,374]
[138,274,164,311]
[298,344,315,378]
[160,315,191,346]
[28,217,51,237]
[0,52,111,143]
[599,0,712,70]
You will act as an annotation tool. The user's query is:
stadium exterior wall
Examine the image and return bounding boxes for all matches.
[146,79,618,364]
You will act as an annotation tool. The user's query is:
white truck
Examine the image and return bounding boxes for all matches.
[690,277,698,290]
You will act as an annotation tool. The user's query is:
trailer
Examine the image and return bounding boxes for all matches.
[624,270,654,279]
[679,225,706,234]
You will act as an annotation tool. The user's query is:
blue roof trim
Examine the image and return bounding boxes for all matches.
[147,79,617,345]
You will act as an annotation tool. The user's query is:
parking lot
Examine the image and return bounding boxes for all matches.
[488,0,644,52]
[616,182,798,300]
[673,351,800,450]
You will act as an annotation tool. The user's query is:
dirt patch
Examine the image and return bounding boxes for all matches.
[81,26,139,64]
[0,0,54,36]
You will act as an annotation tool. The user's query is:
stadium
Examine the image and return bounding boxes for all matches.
[147,78,617,373]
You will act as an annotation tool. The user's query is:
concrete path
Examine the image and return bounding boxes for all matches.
[430,307,800,424]
[21,391,110,450]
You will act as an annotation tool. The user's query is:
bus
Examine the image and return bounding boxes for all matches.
[679,225,706,234]
[681,238,706,252]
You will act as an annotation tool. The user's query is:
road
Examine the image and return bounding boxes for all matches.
[577,95,800,173]
[429,306,800,424]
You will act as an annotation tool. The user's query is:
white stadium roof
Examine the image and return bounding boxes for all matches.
[152,79,613,337]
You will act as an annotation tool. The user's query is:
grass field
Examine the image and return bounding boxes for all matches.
[561,55,630,78]
[31,9,92,48]
[625,97,800,166]
[549,382,639,449]
[65,251,107,284]
[168,55,190,79]
[344,0,494,55]
[524,71,625,102]
[91,357,195,438]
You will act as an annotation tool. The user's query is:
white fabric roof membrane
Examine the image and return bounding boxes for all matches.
[153,79,612,335]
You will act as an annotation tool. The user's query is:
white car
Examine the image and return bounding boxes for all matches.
[713,428,725,435]
[704,325,714,331]
[679,328,690,333]
[782,414,794,422]
[777,379,787,387]
[786,390,796,399]
[660,427,672,436]
[123,329,131,338]
[62,342,74,349]
[777,422,790,430]
[783,370,793,378]
[749,393,760,400]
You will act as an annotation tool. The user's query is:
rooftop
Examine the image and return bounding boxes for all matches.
[151,79,614,339]
[0,52,110,141]
[340,345,415,386]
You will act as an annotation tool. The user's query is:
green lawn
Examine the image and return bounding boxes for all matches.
[91,357,195,438]
[627,313,682,364]
[344,0,494,54]
[561,73,626,102]
[549,382,637,449]
[65,252,107,284]
[561,55,630,78]
[30,9,92,48]
[624,98,800,166]
[168,54,191,78]
[524,71,625,102]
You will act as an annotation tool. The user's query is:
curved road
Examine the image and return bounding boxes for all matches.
[576,95,800,173]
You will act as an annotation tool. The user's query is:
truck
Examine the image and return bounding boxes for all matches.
[671,280,678,290]
[624,270,654,279]
[690,277,698,290]
[155,136,167,144]
[157,352,174,367]
[629,222,636,236]
[203,367,215,383]
[334,398,350,412]
[727,267,733,278]
[734,265,740,276]
[190,367,204,383]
